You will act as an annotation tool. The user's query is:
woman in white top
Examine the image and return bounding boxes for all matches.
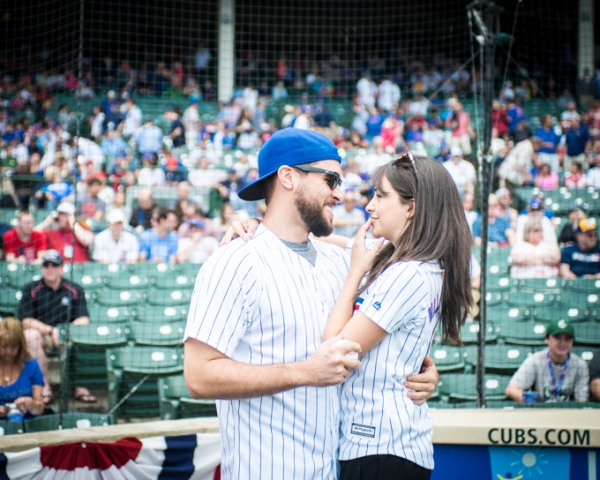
[510,219,560,278]
[322,154,473,480]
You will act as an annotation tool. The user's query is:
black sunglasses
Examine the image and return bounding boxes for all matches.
[393,152,419,183]
[292,165,343,190]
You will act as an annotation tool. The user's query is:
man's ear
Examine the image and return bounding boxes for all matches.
[277,166,296,192]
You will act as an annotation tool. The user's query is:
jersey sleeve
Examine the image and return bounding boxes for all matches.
[358,263,427,333]
[184,243,260,358]
[573,357,590,402]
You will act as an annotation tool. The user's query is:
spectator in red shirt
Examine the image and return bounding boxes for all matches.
[43,202,94,263]
[4,211,47,263]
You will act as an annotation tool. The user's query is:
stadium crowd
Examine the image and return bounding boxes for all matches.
[0,50,600,412]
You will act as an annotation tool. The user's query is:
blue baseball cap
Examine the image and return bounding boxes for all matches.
[188,219,204,229]
[238,128,341,201]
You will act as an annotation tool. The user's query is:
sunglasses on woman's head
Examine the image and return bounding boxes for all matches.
[292,165,343,190]
[393,152,419,183]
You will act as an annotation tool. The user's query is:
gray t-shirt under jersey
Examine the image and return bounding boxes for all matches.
[280,238,318,266]
[510,349,589,402]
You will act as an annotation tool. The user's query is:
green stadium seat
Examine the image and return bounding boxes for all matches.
[459,322,497,345]
[485,292,503,307]
[497,321,548,347]
[145,288,192,306]
[130,262,179,280]
[70,272,107,289]
[158,375,216,420]
[514,278,564,294]
[531,306,589,324]
[572,347,596,363]
[106,274,150,290]
[130,320,185,347]
[95,289,143,307]
[557,292,600,309]
[437,374,510,403]
[152,273,196,289]
[430,346,465,373]
[60,322,130,389]
[0,288,22,316]
[572,324,600,347]
[486,306,530,324]
[3,263,41,288]
[566,279,600,295]
[24,413,114,432]
[480,345,532,375]
[88,305,133,324]
[63,323,130,347]
[106,346,183,419]
[503,292,555,308]
[0,419,25,435]
[486,277,514,293]
[133,305,189,323]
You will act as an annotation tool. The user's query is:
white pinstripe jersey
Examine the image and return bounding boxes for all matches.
[338,260,442,470]
[184,224,350,480]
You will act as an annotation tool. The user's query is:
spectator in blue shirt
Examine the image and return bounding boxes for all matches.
[472,194,516,247]
[534,114,561,172]
[139,207,178,263]
[559,218,600,279]
[564,118,592,173]
[0,317,44,419]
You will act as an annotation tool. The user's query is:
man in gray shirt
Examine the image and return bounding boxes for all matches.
[506,319,589,403]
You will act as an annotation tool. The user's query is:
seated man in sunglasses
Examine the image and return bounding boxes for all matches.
[184,129,438,480]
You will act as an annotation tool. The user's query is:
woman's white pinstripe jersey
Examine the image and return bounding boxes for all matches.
[338,260,442,470]
[184,224,350,480]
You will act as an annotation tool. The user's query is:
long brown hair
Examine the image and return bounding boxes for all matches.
[358,154,473,344]
[0,317,31,370]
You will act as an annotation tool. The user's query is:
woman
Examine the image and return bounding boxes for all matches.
[510,219,560,279]
[212,202,237,239]
[534,163,559,190]
[322,154,473,480]
[0,318,44,419]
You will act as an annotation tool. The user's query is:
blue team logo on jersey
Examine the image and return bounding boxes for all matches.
[372,301,382,311]
[427,296,439,322]
[354,297,364,312]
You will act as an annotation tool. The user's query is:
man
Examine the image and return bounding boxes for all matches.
[586,153,600,188]
[472,194,515,247]
[93,209,139,264]
[442,147,476,196]
[332,190,365,237]
[184,129,437,480]
[534,114,561,172]
[506,319,589,403]
[498,135,539,189]
[77,177,106,221]
[563,117,592,173]
[44,202,94,263]
[4,210,47,263]
[19,250,96,404]
[134,117,163,158]
[559,218,600,278]
[495,188,518,230]
[121,97,142,139]
[139,207,178,263]
[129,187,157,233]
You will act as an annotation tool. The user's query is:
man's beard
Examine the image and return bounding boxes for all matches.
[294,190,333,237]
